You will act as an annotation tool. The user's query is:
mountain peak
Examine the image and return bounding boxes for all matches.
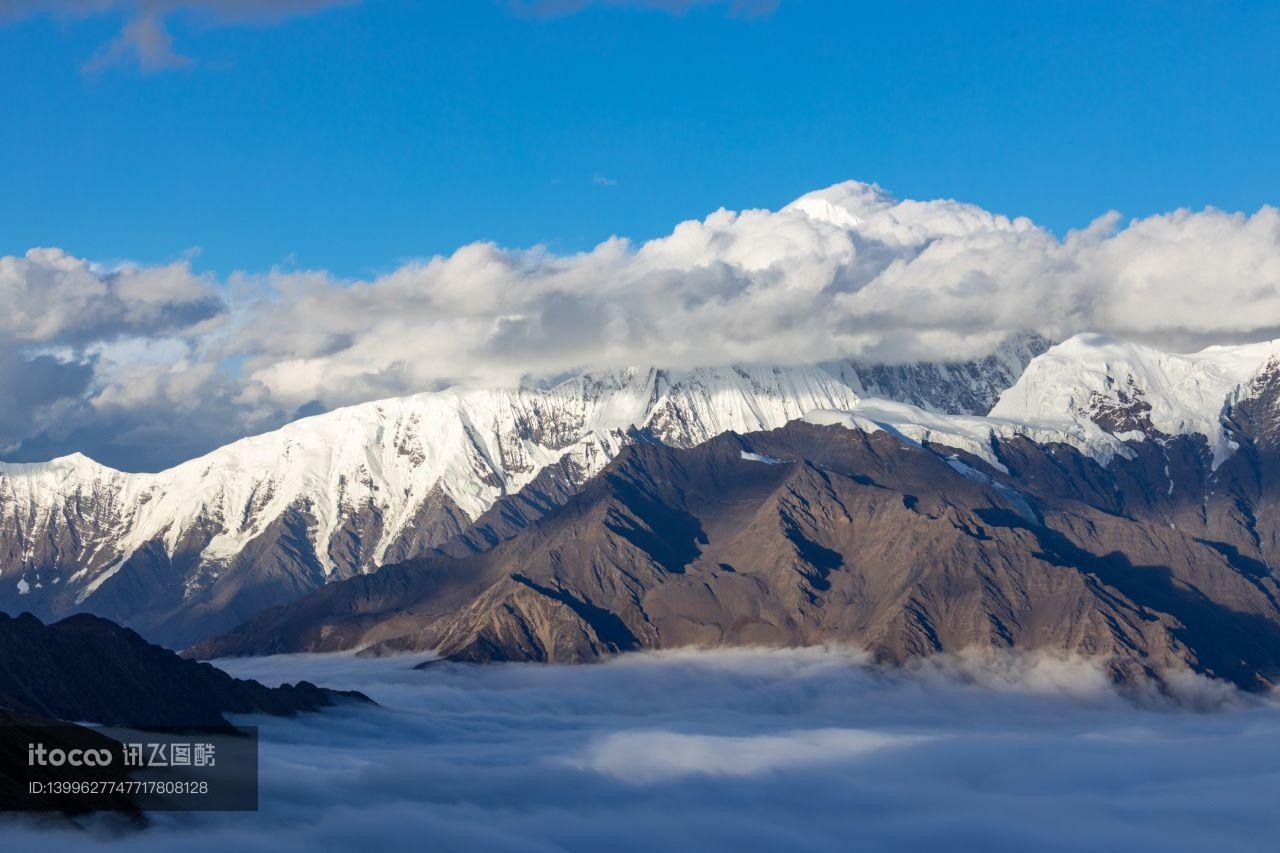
[782,181,891,228]
[0,451,116,479]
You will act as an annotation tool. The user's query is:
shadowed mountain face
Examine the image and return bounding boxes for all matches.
[0,612,371,728]
[194,411,1280,691]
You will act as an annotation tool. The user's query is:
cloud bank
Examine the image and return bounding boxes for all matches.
[3,648,1277,852]
[4,181,1280,469]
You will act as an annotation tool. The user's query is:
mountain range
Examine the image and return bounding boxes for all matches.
[9,332,1280,690]
[0,336,1044,647]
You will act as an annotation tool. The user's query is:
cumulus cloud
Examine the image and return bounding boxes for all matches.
[0,248,232,465]
[0,248,222,345]
[4,181,1280,469]
[4,648,1278,851]
[218,182,1280,412]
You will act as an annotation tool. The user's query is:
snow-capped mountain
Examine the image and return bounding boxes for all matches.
[989,333,1280,466]
[7,332,1279,649]
[3,364,872,645]
[808,333,1280,471]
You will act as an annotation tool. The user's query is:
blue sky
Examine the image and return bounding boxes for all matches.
[4,1,1280,470]
[3,0,1278,278]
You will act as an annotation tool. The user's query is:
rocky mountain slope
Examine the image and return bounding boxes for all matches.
[10,331,1280,666]
[0,611,370,728]
[0,344,1043,648]
[193,363,1280,690]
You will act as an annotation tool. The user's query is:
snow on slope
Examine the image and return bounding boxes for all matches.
[990,333,1280,466]
[806,334,1280,470]
[804,399,1127,471]
[0,365,862,601]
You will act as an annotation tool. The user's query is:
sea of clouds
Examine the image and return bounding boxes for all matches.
[3,648,1278,851]
[5,181,1280,469]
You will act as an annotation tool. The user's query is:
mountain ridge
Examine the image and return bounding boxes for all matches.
[0,341,1045,647]
[0,610,372,728]
[8,331,1280,652]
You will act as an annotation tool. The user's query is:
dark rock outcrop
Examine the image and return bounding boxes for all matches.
[0,611,371,728]
[0,708,144,820]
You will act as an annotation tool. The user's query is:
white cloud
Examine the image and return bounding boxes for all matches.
[219,182,1280,412]
[0,247,234,466]
[0,247,221,345]
[4,181,1280,469]
[5,648,1277,852]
